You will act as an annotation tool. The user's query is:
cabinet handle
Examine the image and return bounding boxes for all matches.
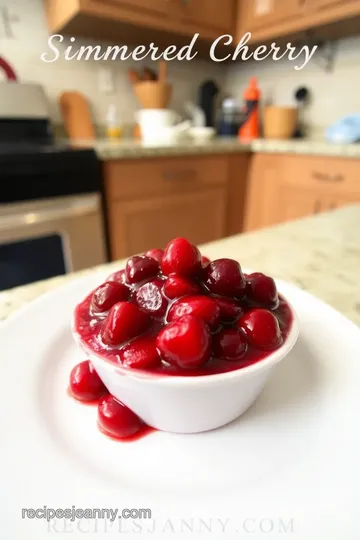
[312,171,344,182]
[163,169,196,181]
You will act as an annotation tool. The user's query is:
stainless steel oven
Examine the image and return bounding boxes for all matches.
[0,194,107,291]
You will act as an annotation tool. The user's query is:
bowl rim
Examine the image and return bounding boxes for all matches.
[71,293,300,388]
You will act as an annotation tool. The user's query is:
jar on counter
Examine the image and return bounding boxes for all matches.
[106,104,122,139]
[218,98,244,137]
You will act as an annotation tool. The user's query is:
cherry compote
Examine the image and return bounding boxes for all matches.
[73,238,293,377]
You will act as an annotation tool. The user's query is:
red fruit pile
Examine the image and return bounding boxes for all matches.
[73,237,293,377]
[69,359,149,441]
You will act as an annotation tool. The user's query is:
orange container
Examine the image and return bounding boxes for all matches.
[263,106,298,139]
[239,77,261,140]
[134,81,172,109]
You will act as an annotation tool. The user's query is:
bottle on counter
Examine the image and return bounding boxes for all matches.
[238,77,261,140]
[106,104,122,139]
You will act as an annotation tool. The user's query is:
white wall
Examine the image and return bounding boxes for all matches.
[224,36,360,137]
[1,0,225,124]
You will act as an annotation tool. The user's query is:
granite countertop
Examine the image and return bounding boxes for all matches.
[1,205,360,325]
[72,137,360,161]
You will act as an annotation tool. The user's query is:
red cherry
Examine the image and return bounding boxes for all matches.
[246,272,278,307]
[215,297,244,323]
[156,314,211,370]
[134,278,168,318]
[203,258,246,298]
[98,395,143,439]
[163,275,202,300]
[201,255,211,267]
[167,295,220,330]
[161,238,201,278]
[120,337,160,369]
[213,328,247,361]
[106,269,126,284]
[125,255,159,284]
[238,308,282,350]
[101,302,150,346]
[69,361,108,402]
[91,281,129,313]
[145,248,164,264]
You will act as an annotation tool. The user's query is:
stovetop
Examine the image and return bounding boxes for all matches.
[0,140,102,204]
[0,141,73,155]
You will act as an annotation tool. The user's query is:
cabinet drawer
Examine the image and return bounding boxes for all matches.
[104,156,228,202]
[280,155,360,194]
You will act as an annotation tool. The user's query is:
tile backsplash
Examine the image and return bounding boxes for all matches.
[1,0,225,126]
[2,0,360,137]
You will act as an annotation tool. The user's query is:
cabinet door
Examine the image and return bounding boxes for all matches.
[108,189,226,260]
[319,194,360,212]
[182,0,236,34]
[86,0,170,16]
[244,155,325,231]
[242,0,303,30]
[311,0,349,8]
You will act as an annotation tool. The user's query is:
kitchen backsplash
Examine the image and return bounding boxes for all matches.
[225,35,360,138]
[1,0,225,126]
[2,0,360,136]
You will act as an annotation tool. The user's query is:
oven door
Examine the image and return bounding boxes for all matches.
[0,194,107,291]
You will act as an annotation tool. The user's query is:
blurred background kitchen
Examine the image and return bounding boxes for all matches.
[1,0,360,292]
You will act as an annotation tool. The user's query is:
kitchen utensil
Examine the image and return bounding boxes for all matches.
[293,86,310,138]
[0,56,17,81]
[59,92,96,141]
[0,82,50,119]
[184,101,206,127]
[128,69,140,85]
[198,79,219,128]
[142,67,157,81]
[134,81,172,109]
[263,106,298,140]
[158,60,167,83]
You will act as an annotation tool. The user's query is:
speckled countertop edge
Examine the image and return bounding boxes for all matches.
[72,138,360,160]
[1,205,360,326]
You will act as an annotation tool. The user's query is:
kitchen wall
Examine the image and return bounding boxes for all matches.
[2,0,360,137]
[1,0,225,126]
[225,36,360,138]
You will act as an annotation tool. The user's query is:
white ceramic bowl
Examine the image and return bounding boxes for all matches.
[72,297,299,434]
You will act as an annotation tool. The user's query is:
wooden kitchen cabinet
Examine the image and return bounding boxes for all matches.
[311,0,350,8]
[239,0,304,32]
[45,0,235,52]
[244,153,360,231]
[236,0,360,44]
[104,155,233,260]
[182,0,237,35]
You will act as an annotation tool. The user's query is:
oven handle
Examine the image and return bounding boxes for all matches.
[0,195,100,231]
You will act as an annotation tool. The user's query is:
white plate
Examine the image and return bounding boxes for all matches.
[1,271,360,539]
